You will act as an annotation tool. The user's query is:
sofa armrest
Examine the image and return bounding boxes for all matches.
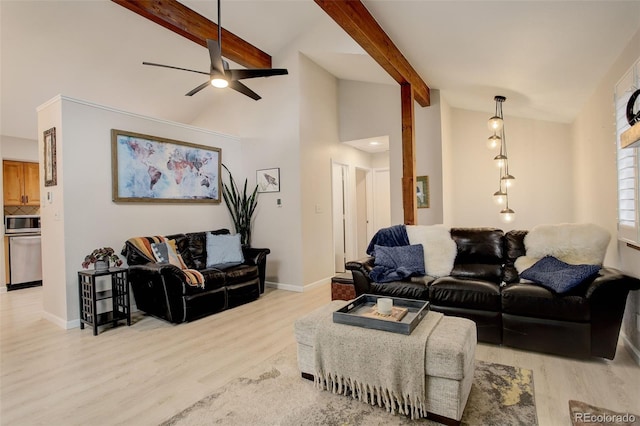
[128,263,188,323]
[584,267,640,358]
[345,256,375,296]
[585,267,640,299]
[242,247,271,293]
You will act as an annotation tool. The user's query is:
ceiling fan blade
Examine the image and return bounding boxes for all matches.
[206,39,225,75]
[229,80,261,101]
[186,81,212,96]
[142,62,209,76]
[228,68,289,81]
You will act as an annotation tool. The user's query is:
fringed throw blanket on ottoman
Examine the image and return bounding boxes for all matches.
[314,309,443,419]
[295,301,477,424]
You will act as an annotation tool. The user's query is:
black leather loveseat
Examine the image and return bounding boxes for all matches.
[122,229,270,323]
[346,227,640,359]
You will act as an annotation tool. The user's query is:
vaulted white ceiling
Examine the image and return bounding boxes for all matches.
[2,0,639,141]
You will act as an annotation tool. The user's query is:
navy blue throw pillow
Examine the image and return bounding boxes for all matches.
[520,255,600,294]
[369,244,425,283]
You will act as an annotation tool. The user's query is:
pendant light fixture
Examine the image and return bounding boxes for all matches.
[487,96,516,222]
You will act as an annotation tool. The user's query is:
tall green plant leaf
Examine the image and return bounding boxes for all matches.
[221,164,259,246]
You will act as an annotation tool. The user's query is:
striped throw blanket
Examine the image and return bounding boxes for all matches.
[127,236,205,288]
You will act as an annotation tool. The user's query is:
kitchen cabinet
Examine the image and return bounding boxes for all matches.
[3,161,40,206]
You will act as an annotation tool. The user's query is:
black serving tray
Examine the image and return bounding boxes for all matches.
[333,294,430,335]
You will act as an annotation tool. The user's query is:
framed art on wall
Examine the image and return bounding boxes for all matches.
[257,168,280,193]
[111,129,221,203]
[416,175,430,208]
[43,127,57,187]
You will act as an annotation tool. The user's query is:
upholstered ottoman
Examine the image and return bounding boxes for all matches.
[294,300,476,424]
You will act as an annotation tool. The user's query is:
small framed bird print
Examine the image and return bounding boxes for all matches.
[257,168,280,193]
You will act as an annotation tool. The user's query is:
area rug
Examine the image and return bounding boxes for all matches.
[569,400,639,426]
[162,345,537,425]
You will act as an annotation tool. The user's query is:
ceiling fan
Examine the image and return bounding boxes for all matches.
[142,0,288,101]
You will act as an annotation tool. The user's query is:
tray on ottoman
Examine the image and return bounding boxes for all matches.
[333,294,430,335]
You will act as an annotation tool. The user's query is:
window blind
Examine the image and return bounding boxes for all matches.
[615,58,640,245]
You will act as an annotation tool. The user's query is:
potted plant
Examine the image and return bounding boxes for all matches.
[82,247,123,271]
[221,164,259,246]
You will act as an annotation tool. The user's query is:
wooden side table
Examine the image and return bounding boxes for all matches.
[78,267,131,335]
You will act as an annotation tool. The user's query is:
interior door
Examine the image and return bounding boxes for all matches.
[355,168,370,257]
[332,163,347,273]
[373,168,391,231]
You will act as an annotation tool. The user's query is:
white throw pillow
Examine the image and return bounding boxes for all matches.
[406,225,457,277]
[206,233,245,267]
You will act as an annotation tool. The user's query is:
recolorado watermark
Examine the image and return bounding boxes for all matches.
[573,412,636,423]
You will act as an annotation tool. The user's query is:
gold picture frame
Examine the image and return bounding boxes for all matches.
[43,127,57,187]
[111,129,221,203]
[416,175,429,209]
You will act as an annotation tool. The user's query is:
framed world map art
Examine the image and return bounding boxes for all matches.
[111,129,221,203]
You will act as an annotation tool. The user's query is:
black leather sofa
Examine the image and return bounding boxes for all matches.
[346,228,640,359]
[122,229,270,324]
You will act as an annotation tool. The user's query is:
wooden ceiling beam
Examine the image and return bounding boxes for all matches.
[314,0,430,107]
[111,0,272,69]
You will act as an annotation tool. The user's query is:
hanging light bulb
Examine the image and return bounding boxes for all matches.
[488,115,503,132]
[494,154,507,169]
[488,95,514,221]
[501,173,515,188]
[487,134,501,150]
[493,189,507,206]
[500,207,516,223]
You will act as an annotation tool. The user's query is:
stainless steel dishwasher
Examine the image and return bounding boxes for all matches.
[8,234,43,289]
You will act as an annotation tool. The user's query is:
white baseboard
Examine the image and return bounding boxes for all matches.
[265,276,331,293]
[266,281,303,292]
[42,310,79,330]
[621,332,640,366]
[303,276,332,291]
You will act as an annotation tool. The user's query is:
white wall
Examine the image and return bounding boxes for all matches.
[299,54,338,285]
[0,135,40,287]
[338,81,444,226]
[300,54,381,285]
[571,28,640,358]
[37,96,242,327]
[440,96,454,227]
[446,107,574,230]
[415,90,444,225]
[190,45,304,290]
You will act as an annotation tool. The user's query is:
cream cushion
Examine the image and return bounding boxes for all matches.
[406,225,457,277]
[515,223,610,273]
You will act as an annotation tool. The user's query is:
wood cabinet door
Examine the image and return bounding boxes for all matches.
[23,162,40,206]
[3,160,25,206]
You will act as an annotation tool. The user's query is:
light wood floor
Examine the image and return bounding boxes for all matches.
[1,285,638,426]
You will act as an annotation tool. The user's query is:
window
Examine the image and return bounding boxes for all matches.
[615,58,640,245]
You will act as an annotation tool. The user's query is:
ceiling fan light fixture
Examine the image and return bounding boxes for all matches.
[142,0,287,100]
[211,77,229,88]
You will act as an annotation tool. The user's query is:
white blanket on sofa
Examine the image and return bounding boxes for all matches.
[406,225,457,277]
[514,223,611,273]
